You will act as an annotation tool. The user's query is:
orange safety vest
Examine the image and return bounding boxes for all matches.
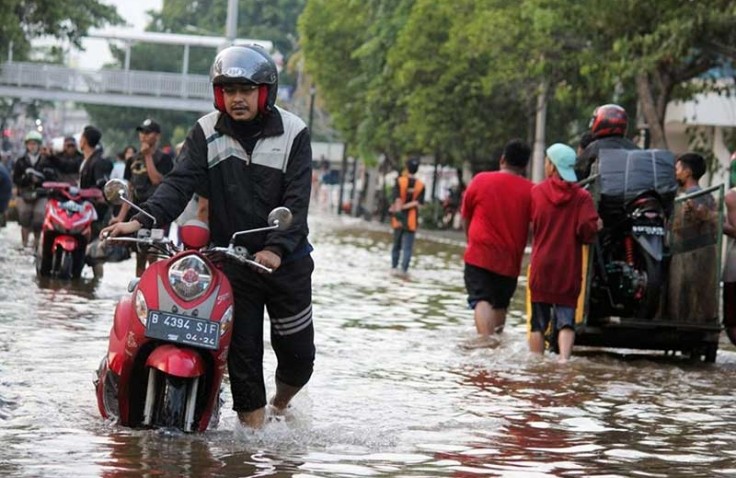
[391,176,424,232]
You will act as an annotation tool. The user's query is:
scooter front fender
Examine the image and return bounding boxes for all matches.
[146,344,205,378]
[53,234,78,252]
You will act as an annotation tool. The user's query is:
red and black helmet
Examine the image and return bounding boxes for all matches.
[589,104,628,139]
[210,45,278,115]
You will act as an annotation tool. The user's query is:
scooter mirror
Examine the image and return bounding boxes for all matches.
[267,207,292,231]
[103,179,130,205]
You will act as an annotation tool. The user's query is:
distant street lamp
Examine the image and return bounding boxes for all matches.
[308,85,316,132]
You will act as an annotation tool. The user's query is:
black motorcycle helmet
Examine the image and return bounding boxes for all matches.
[589,104,628,139]
[210,45,278,115]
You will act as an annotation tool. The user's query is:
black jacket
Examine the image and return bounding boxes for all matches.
[133,108,313,259]
[79,148,113,190]
[575,136,639,181]
[79,148,113,221]
[12,153,57,193]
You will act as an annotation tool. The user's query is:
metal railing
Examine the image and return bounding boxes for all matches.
[0,61,211,100]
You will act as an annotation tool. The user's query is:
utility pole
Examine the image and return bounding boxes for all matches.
[337,143,349,215]
[532,79,548,183]
[226,0,238,43]
[308,85,316,131]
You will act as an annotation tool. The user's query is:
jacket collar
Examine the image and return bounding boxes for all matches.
[214,108,284,139]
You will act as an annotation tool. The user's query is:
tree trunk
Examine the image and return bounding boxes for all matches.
[362,165,379,220]
[337,142,349,215]
[636,73,668,149]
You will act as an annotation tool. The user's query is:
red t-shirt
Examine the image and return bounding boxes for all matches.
[461,171,533,277]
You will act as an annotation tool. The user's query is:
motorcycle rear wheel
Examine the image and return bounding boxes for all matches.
[635,251,662,319]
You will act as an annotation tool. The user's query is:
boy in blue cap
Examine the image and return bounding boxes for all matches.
[529,143,601,363]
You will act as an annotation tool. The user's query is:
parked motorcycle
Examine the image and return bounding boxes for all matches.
[95,179,292,432]
[590,189,670,320]
[36,180,101,279]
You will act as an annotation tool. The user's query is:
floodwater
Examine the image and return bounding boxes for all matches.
[1,212,736,477]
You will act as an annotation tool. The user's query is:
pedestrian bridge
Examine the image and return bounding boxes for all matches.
[0,61,213,112]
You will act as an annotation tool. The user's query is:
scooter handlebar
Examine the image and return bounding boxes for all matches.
[203,246,273,273]
[102,229,177,254]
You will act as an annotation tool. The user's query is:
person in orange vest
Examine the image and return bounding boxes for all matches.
[389,157,425,275]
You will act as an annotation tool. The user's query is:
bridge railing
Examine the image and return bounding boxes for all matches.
[0,62,211,99]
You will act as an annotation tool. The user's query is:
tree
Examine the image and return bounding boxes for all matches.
[582,0,736,148]
[299,0,374,149]
[300,0,736,192]
[0,0,121,61]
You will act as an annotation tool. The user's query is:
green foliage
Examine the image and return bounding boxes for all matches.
[0,0,122,58]
[0,0,121,61]
[300,0,736,163]
[299,0,371,148]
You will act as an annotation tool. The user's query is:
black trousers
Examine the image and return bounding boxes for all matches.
[223,255,315,412]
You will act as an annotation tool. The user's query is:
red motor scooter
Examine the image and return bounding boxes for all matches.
[95,179,292,432]
[36,180,102,279]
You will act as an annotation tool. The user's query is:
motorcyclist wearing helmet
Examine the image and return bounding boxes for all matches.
[12,130,58,249]
[101,45,315,428]
[574,104,639,181]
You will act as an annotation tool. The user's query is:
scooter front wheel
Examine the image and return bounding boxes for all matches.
[152,374,189,429]
[58,250,73,279]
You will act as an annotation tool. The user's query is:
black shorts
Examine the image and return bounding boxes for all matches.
[464,263,518,310]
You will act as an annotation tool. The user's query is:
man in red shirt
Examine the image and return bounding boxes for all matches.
[529,143,600,363]
[461,139,533,341]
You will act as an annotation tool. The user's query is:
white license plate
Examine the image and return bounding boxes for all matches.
[632,225,664,236]
[146,310,220,350]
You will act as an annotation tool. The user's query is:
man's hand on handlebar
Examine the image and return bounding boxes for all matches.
[253,250,281,273]
[100,220,143,240]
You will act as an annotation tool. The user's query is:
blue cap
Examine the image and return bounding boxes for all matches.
[546,143,577,182]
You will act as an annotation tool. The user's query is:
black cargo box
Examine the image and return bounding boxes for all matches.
[598,149,677,199]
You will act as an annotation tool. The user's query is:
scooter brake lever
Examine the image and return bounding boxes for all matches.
[244,258,273,274]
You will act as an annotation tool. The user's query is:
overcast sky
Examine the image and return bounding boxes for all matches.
[68,0,163,69]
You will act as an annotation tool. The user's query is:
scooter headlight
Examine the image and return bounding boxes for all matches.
[135,289,148,326]
[168,255,212,301]
[220,305,233,336]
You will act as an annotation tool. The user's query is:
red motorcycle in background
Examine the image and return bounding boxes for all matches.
[36,180,102,279]
[95,179,292,432]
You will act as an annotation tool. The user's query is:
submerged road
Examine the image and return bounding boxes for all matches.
[1,212,735,477]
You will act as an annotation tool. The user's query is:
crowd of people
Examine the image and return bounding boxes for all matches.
[0,117,180,279]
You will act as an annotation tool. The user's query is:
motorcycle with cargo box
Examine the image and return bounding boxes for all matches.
[531,149,724,363]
